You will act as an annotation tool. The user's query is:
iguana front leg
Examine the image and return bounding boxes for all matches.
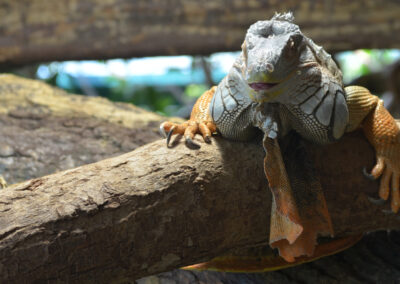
[160,87,217,146]
[346,86,400,213]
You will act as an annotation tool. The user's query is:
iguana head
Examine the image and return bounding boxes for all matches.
[241,12,343,103]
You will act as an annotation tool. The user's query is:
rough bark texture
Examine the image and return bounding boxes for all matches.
[1,75,400,283]
[1,126,400,283]
[1,0,400,67]
[0,74,168,184]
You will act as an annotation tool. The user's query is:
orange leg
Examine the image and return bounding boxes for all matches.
[160,87,217,146]
[346,86,400,213]
[363,100,400,213]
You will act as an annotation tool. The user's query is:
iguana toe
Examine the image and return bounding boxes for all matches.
[363,156,385,180]
[391,172,399,213]
[379,166,391,201]
[368,154,400,213]
[366,157,400,213]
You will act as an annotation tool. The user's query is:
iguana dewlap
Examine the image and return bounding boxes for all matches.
[160,13,400,263]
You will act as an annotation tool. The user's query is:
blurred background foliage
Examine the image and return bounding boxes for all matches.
[11,49,400,118]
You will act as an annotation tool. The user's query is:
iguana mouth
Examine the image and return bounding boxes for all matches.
[249,82,278,91]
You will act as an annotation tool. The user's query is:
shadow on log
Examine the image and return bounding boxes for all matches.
[1,0,400,67]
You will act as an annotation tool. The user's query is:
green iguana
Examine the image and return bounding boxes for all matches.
[160,12,400,264]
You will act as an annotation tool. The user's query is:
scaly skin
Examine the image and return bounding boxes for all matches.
[160,13,400,264]
[346,86,400,213]
[160,87,217,147]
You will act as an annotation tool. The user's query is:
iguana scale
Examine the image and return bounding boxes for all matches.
[160,12,400,263]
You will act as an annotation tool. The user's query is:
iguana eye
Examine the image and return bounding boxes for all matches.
[288,38,295,49]
[289,34,303,48]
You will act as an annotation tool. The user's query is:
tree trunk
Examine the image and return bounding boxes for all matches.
[1,0,400,67]
[0,75,400,283]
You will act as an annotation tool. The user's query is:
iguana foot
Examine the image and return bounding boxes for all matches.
[362,100,400,213]
[160,120,216,147]
[160,87,217,147]
[364,152,400,213]
[0,175,7,189]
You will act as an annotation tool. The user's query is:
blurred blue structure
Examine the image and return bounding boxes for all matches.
[56,68,227,90]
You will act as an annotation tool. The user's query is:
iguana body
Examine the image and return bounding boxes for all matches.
[160,13,400,263]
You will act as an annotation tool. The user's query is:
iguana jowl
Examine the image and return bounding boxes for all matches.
[160,13,400,262]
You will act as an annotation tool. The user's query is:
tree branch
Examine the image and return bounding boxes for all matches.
[0,75,399,282]
[1,129,399,282]
[1,0,400,67]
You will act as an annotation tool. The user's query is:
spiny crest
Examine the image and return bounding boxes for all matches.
[271,12,294,22]
[247,12,299,39]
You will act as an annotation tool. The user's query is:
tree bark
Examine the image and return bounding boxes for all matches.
[1,128,400,283]
[1,0,400,67]
[0,74,167,184]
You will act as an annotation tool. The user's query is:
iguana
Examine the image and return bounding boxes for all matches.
[160,12,400,263]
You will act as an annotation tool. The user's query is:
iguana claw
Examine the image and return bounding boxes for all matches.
[363,156,400,213]
[159,122,177,147]
[159,87,217,147]
[159,123,168,138]
[363,167,377,181]
[367,196,386,206]
[166,126,175,146]
[185,136,200,149]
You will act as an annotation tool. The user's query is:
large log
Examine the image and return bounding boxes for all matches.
[1,75,400,283]
[1,0,400,67]
[1,129,400,283]
[0,77,399,283]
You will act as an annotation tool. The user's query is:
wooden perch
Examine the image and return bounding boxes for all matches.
[0,75,400,283]
[1,0,400,67]
[1,128,400,282]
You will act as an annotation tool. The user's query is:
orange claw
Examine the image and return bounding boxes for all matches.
[370,163,400,213]
[159,87,217,147]
[364,155,400,214]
